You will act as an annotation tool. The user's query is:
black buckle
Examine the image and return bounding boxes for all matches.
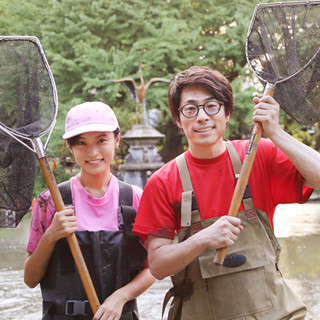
[243,184,252,199]
[65,300,89,316]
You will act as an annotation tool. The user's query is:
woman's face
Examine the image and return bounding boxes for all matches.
[70,131,119,178]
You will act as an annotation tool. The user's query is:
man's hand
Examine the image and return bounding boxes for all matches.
[252,95,282,139]
[194,215,243,249]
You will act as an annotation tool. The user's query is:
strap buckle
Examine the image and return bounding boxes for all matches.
[65,300,89,316]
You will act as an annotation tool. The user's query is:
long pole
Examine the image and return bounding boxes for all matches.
[33,138,100,314]
[214,83,274,265]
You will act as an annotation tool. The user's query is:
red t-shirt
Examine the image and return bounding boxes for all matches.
[133,139,312,239]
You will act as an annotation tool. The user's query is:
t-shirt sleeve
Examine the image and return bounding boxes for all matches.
[262,139,313,205]
[133,170,179,240]
[26,190,56,253]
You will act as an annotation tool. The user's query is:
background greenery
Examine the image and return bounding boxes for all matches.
[1,0,319,196]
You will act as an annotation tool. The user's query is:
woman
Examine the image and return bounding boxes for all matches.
[24,101,154,320]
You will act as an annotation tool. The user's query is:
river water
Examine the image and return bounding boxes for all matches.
[1,201,320,320]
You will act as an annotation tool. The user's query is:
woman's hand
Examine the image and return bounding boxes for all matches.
[93,290,127,320]
[46,207,77,243]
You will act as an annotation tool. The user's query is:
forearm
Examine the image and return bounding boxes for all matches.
[148,216,243,279]
[113,267,155,303]
[24,232,57,288]
[148,235,207,280]
[269,129,320,189]
[95,267,155,320]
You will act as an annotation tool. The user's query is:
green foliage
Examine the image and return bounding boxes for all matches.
[1,0,317,160]
[33,162,73,197]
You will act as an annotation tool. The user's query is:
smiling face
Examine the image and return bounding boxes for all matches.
[70,131,119,180]
[177,84,230,158]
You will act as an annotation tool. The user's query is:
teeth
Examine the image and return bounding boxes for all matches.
[87,160,101,164]
[196,127,212,132]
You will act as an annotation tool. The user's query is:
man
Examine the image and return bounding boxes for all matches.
[133,66,320,319]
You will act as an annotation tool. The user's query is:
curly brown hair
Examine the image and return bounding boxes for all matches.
[168,66,234,122]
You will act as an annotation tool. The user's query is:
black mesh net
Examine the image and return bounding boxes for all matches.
[247,1,320,125]
[0,37,57,227]
[0,38,56,137]
[0,132,37,227]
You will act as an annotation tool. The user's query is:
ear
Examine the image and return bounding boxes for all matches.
[115,134,121,148]
[176,119,182,129]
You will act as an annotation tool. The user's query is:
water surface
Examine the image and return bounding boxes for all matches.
[1,201,319,319]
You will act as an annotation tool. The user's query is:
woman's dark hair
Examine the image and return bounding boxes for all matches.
[66,128,120,147]
[168,66,234,122]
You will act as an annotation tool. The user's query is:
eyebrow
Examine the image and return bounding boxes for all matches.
[183,96,217,104]
[78,133,109,139]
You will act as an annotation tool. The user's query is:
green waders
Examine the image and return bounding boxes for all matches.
[164,142,307,320]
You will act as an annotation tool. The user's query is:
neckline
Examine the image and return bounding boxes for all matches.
[185,148,228,165]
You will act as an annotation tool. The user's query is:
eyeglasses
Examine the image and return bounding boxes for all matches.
[178,100,223,118]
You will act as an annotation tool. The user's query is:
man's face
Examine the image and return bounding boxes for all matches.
[177,84,230,158]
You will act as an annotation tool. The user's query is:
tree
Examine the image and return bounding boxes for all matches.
[4,0,310,163]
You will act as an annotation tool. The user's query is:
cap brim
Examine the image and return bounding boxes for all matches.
[63,124,118,139]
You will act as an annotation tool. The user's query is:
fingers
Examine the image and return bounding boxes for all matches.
[218,216,242,246]
[48,208,77,241]
[252,96,281,138]
[219,216,242,230]
[93,306,121,320]
[201,216,243,249]
[59,207,75,217]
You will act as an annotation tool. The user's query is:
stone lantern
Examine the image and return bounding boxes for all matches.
[118,124,164,189]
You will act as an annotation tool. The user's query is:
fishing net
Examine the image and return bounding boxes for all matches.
[215,0,320,265]
[0,36,100,312]
[0,37,58,227]
[246,1,320,125]
[0,132,37,227]
[0,38,56,137]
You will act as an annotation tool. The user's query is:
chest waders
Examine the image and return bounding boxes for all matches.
[40,180,147,320]
[164,142,306,320]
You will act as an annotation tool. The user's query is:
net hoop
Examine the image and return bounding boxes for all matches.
[0,36,58,151]
[246,0,320,86]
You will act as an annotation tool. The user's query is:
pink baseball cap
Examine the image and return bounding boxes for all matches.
[63,101,119,139]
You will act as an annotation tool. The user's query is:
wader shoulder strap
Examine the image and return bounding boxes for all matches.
[118,180,147,272]
[58,179,134,207]
[58,179,140,229]
[176,153,193,192]
[175,153,200,227]
[58,180,72,206]
[118,180,136,236]
[118,180,136,235]
[225,141,241,179]
[118,180,133,206]
[225,141,254,211]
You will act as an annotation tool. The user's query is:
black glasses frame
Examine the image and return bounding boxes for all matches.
[178,100,223,118]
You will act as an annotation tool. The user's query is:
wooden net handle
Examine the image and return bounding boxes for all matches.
[213,84,274,265]
[38,156,100,313]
